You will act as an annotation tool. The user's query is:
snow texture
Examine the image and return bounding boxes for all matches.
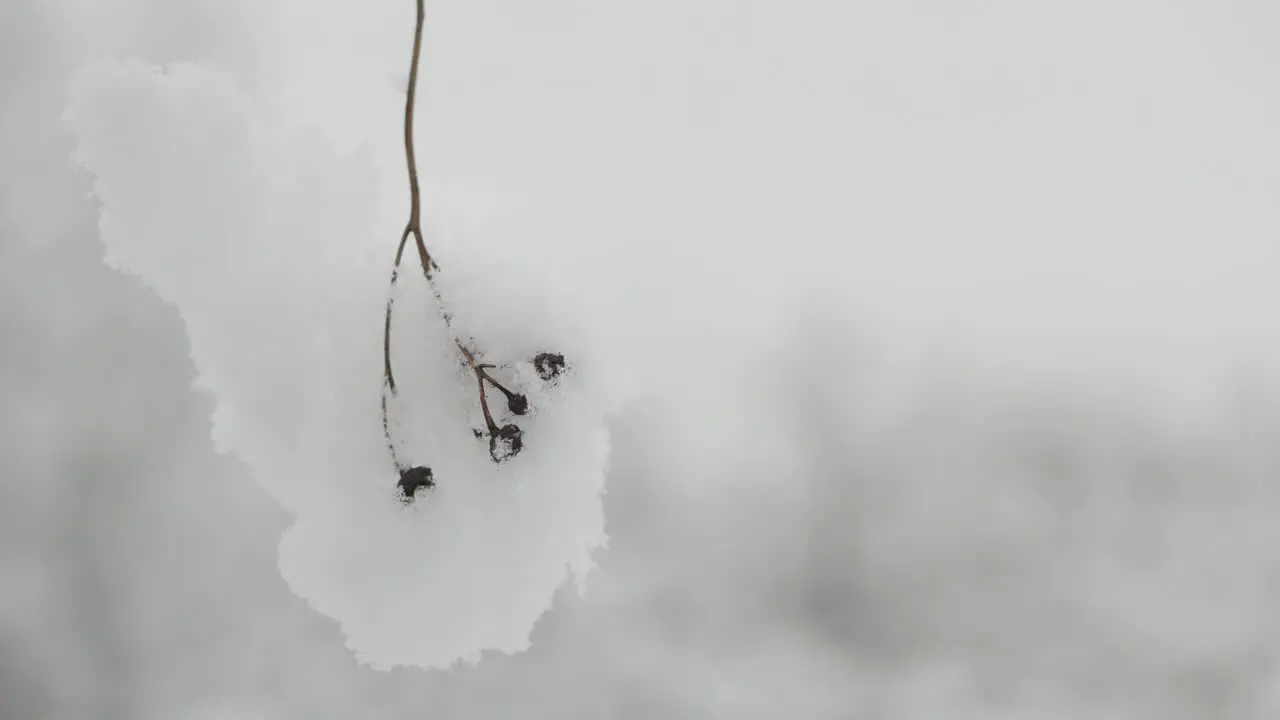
[64,58,620,670]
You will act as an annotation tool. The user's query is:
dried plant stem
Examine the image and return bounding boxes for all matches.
[399,0,433,280]
[380,0,527,471]
[381,0,430,470]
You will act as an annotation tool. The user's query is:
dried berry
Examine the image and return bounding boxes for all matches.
[533,352,567,382]
[506,392,529,416]
[490,423,524,463]
[397,465,435,502]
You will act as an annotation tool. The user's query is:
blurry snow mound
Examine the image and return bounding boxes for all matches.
[64,58,616,670]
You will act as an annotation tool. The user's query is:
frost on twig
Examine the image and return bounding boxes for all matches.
[381,0,568,502]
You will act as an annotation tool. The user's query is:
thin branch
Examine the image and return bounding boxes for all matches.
[476,372,499,436]
[402,0,435,279]
[381,391,401,471]
[383,227,414,396]
[381,0,430,471]
[379,0,542,479]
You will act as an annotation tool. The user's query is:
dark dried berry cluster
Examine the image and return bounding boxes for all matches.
[390,349,568,503]
[534,352,567,382]
[397,465,435,503]
[506,392,529,416]
[469,351,566,464]
[489,423,523,462]
[489,377,529,416]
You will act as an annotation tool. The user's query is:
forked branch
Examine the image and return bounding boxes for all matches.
[381,0,569,502]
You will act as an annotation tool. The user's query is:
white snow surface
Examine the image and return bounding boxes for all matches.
[64,58,620,670]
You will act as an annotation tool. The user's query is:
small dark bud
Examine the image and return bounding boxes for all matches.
[397,465,435,502]
[490,423,524,463]
[472,428,484,439]
[533,352,567,382]
[507,393,529,415]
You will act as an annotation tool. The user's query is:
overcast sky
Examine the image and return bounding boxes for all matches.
[4,1,1280,718]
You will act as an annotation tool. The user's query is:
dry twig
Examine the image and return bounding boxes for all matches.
[380,0,560,502]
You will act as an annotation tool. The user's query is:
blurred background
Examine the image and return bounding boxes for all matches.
[4,1,1280,717]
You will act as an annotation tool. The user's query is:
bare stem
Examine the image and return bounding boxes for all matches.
[476,372,499,436]
[381,0,431,471]
[402,0,433,277]
[379,0,526,472]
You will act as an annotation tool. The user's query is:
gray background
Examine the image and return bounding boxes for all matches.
[4,1,1280,718]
